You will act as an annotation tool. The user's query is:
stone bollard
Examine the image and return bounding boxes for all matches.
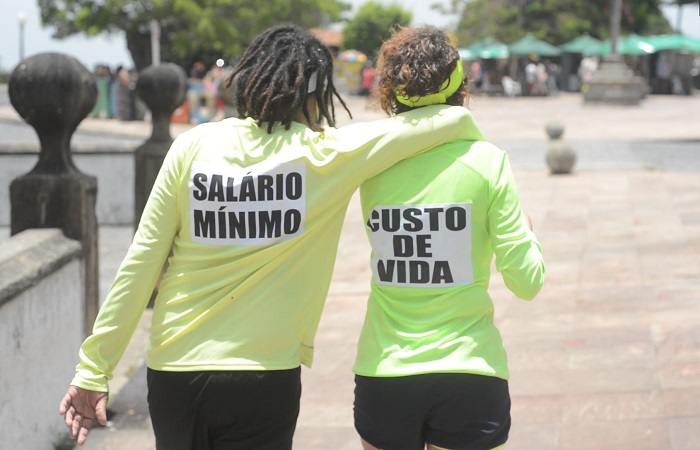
[8,52,99,336]
[545,122,576,175]
[133,63,187,228]
[133,63,187,307]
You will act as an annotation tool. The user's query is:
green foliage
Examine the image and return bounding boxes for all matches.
[454,0,674,47]
[36,0,350,70]
[341,1,412,60]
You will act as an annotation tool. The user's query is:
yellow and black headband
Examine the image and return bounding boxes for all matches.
[395,60,464,108]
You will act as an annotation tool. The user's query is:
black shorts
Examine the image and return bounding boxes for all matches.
[354,373,510,450]
[147,367,301,450]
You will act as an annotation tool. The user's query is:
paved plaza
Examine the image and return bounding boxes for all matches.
[1,89,700,449]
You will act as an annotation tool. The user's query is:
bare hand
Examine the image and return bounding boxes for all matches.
[59,386,109,446]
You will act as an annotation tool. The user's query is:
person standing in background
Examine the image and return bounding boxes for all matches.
[470,60,483,91]
[525,55,538,95]
[114,65,134,120]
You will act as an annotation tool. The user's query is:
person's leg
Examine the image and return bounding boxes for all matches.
[423,373,510,450]
[354,375,428,450]
[148,367,301,450]
[147,368,204,450]
[206,367,301,450]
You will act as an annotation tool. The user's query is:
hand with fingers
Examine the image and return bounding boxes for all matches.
[59,386,109,446]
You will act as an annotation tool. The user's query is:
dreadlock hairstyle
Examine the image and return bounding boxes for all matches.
[225,25,351,134]
[376,26,470,116]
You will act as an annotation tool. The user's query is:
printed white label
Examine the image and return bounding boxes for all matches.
[189,161,306,246]
[366,203,473,287]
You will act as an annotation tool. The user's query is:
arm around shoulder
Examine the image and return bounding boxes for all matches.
[330,105,486,181]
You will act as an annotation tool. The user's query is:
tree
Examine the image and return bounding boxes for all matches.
[341,2,412,61]
[37,0,350,71]
[446,0,673,47]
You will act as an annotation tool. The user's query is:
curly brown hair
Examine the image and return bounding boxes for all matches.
[376,26,470,116]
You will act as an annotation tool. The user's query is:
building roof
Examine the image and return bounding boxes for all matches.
[310,28,342,48]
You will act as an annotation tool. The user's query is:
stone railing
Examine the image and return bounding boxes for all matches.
[0,229,84,449]
[0,52,186,449]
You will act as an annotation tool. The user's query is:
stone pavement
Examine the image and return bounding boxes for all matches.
[2,91,700,449]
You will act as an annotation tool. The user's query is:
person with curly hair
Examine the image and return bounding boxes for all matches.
[353,26,546,450]
[58,25,485,450]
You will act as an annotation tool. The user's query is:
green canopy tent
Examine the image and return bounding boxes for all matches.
[466,37,510,59]
[461,37,510,94]
[506,35,561,94]
[644,34,700,94]
[557,34,604,92]
[581,34,700,56]
[644,34,700,54]
[559,34,603,54]
[508,34,562,57]
[458,48,476,61]
[583,34,656,56]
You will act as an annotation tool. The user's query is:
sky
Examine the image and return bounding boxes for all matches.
[1,0,698,72]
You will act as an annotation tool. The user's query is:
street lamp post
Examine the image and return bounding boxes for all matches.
[18,11,27,61]
[150,19,161,66]
[610,0,621,56]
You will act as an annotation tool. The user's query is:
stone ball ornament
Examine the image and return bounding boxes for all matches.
[8,52,97,174]
[545,122,576,175]
[9,52,97,135]
[135,63,188,143]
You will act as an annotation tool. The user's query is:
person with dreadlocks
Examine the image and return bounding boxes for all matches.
[352,26,546,450]
[58,25,485,449]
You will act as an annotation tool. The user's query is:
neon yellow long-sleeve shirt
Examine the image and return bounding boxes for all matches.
[72,105,485,392]
[354,139,546,380]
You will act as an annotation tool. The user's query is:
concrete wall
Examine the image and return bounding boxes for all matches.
[0,149,134,227]
[0,229,84,450]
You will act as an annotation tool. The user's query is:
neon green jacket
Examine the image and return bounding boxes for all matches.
[354,138,545,380]
[72,106,485,392]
